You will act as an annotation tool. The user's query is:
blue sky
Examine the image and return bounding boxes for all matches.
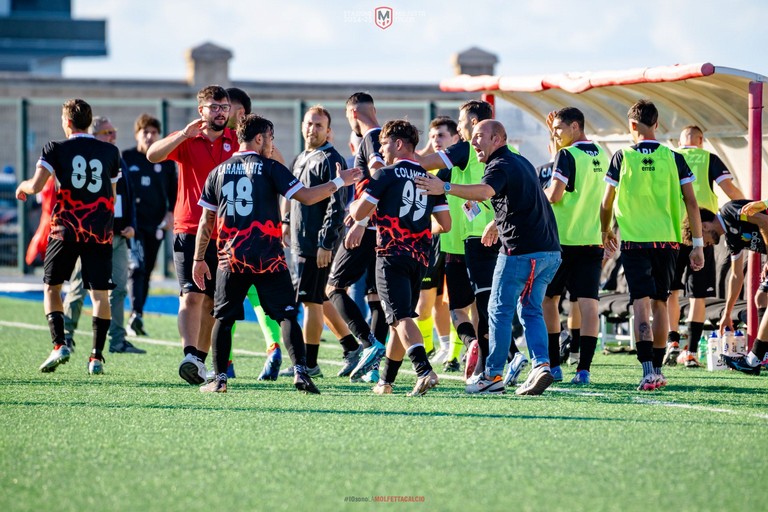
[65,0,768,83]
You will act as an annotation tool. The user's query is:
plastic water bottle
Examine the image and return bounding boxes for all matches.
[697,335,708,364]
[734,330,747,354]
[707,331,724,371]
[721,328,733,356]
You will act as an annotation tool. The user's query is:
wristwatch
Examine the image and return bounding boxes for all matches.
[443,182,452,193]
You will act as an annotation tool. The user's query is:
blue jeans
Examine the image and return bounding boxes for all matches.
[486,250,561,377]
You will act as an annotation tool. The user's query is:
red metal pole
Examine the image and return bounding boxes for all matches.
[746,81,763,348]
[481,93,495,118]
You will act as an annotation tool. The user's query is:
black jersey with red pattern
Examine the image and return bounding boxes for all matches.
[362,159,448,266]
[38,134,121,244]
[199,151,303,274]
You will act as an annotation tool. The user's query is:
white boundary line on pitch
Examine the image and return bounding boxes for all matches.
[5,320,765,403]
[0,320,466,382]
[632,397,768,420]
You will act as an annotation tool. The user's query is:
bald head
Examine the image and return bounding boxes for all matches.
[471,119,507,163]
[679,125,704,148]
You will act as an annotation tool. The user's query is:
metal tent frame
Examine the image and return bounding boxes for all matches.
[440,63,767,343]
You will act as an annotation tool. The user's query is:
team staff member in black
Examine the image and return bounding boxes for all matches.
[282,105,355,376]
[192,114,362,393]
[691,200,768,374]
[416,120,561,396]
[17,99,121,375]
[326,92,387,382]
[350,120,451,396]
[123,113,177,337]
[417,100,509,379]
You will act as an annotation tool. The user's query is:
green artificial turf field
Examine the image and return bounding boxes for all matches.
[1,296,766,512]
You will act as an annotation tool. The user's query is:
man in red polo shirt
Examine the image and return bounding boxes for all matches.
[147,85,237,384]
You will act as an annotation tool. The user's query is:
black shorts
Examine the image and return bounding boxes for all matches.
[546,245,603,300]
[444,253,474,310]
[296,256,330,304]
[420,250,446,295]
[622,247,679,301]
[173,233,218,298]
[213,269,298,325]
[464,237,499,295]
[375,255,425,325]
[43,238,115,290]
[328,228,377,294]
[671,245,717,298]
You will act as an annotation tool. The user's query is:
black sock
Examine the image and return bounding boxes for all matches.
[281,317,306,367]
[183,345,197,357]
[382,357,403,384]
[456,322,476,347]
[475,291,490,353]
[570,328,581,353]
[548,332,560,366]
[577,336,598,372]
[652,347,665,369]
[667,331,680,343]
[759,308,767,322]
[636,340,653,364]
[368,300,388,344]
[476,335,488,373]
[339,334,359,355]
[306,343,319,368]
[210,320,233,375]
[198,351,208,363]
[752,339,768,360]
[91,317,111,358]
[688,321,705,353]
[407,345,432,377]
[46,311,66,345]
[328,289,371,345]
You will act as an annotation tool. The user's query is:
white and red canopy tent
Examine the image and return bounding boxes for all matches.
[441,63,767,342]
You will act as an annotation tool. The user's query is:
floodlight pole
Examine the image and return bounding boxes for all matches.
[746,81,763,348]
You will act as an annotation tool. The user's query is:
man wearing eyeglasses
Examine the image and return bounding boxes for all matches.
[147,85,237,385]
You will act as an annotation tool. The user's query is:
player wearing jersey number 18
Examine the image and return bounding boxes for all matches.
[192,115,362,393]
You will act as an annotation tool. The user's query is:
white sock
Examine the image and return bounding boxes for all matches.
[439,336,450,351]
[746,352,760,367]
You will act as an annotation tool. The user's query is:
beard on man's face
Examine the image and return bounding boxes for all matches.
[208,117,228,132]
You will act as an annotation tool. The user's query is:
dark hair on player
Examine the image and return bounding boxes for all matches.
[237,114,274,144]
[380,119,419,149]
[197,85,229,105]
[460,100,493,122]
[226,87,251,115]
[627,99,658,127]
[554,107,585,131]
[62,99,92,131]
[682,208,719,245]
[346,92,374,107]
